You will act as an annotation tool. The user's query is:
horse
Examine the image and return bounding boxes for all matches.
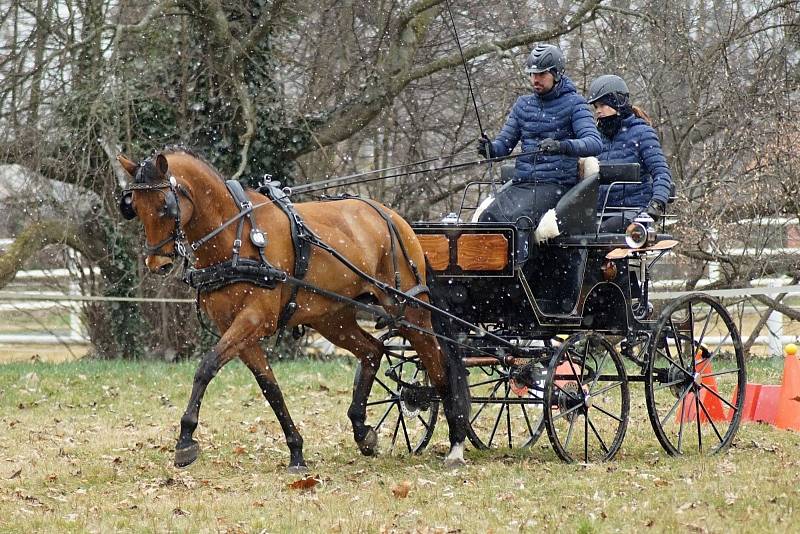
[116,147,470,472]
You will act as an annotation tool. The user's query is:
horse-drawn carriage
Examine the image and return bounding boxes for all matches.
[363,162,746,463]
[119,148,746,470]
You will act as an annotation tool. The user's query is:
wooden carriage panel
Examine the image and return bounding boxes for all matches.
[456,234,508,271]
[417,234,450,271]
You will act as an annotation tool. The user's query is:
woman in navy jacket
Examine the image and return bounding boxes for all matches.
[587,75,673,233]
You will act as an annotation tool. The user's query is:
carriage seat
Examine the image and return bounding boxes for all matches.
[536,162,642,240]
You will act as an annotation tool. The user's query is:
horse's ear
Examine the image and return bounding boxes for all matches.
[154,154,169,177]
[117,154,138,177]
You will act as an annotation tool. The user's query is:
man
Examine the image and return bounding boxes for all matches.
[477,43,602,229]
[477,44,601,313]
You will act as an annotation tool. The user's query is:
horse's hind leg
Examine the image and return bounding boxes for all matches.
[312,310,384,456]
[398,306,470,467]
[240,347,307,473]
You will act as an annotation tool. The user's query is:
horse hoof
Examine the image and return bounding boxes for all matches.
[174,442,200,468]
[357,427,378,456]
[287,464,309,475]
[443,458,466,470]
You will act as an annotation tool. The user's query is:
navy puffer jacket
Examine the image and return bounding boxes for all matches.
[489,76,602,186]
[597,114,673,210]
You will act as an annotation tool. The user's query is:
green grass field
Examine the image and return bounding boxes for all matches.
[0,357,798,533]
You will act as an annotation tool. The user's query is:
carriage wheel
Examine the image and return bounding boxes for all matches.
[543,333,629,462]
[359,330,438,454]
[645,293,746,455]
[465,357,546,450]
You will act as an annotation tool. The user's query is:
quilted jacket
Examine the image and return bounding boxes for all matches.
[596,114,673,210]
[489,76,602,187]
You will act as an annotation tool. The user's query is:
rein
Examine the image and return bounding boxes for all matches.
[126,167,530,359]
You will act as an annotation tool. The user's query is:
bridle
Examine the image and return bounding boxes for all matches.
[120,163,271,261]
[121,173,191,260]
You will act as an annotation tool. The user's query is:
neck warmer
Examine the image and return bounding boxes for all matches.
[597,114,623,139]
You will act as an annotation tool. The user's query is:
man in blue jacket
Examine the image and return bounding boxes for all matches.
[476,44,601,314]
[477,43,602,233]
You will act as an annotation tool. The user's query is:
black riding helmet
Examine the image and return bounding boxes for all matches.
[587,74,629,104]
[524,44,565,82]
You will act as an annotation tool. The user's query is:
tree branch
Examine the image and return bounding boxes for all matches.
[753,294,800,322]
[295,0,602,156]
[237,0,288,60]
[0,220,82,288]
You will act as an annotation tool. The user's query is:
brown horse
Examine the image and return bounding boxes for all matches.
[117,147,469,472]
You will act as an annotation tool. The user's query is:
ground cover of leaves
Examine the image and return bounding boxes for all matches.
[0,357,798,533]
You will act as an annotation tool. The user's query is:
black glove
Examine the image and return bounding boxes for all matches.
[539,138,563,155]
[644,199,665,222]
[477,136,493,159]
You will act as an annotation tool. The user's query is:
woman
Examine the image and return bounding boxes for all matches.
[587,75,673,233]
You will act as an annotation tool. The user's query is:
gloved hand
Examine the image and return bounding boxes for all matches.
[539,138,563,155]
[644,199,665,222]
[477,135,493,159]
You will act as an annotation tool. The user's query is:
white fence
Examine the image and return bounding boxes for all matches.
[0,239,797,351]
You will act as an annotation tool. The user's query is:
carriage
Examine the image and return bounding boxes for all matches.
[121,148,747,470]
[361,162,747,463]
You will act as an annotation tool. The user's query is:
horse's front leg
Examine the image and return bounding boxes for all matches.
[239,347,307,473]
[175,305,271,468]
[175,348,228,467]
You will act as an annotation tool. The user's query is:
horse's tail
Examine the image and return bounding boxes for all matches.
[425,259,471,419]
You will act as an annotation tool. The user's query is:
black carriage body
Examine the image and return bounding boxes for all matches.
[373,165,746,461]
[413,221,642,340]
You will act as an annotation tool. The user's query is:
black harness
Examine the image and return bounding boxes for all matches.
[121,162,433,337]
[181,179,314,329]
[180,179,429,331]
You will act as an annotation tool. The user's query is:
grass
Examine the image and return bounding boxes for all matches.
[0,357,798,533]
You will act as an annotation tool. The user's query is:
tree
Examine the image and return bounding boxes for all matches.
[0,0,601,357]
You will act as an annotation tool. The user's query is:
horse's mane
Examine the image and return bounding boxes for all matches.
[155,145,227,183]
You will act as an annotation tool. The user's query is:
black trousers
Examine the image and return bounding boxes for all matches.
[478,182,566,225]
[479,182,582,314]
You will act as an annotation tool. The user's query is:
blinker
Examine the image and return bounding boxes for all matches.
[163,189,179,219]
[119,191,137,220]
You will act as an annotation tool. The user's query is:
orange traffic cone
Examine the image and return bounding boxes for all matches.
[774,344,800,431]
[676,351,727,424]
[731,383,781,424]
[731,383,760,422]
[751,384,781,424]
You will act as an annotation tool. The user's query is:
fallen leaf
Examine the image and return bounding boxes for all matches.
[288,476,320,490]
[391,481,412,498]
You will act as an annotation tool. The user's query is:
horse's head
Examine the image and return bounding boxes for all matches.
[117,152,194,275]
